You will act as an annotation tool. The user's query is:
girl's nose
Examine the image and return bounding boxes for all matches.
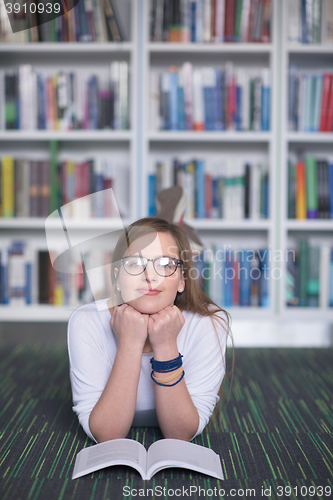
[142,260,158,281]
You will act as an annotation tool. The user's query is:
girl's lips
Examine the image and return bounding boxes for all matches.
[137,288,161,296]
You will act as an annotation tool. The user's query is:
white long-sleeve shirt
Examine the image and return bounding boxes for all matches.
[67,298,228,442]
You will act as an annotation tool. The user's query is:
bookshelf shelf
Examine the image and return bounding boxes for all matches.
[0,218,133,229]
[148,132,273,142]
[287,43,333,54]
[287,133,333,143]
[0,131,134,141]
[282,309,333,321]
[0,305,72,322]
[148,43,273,54]
[193,306,277,320]
[0,304,279,322]
[0,42,134,53]
[184,219,271,230]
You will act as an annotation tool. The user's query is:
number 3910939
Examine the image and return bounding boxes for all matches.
[5,2,61,14]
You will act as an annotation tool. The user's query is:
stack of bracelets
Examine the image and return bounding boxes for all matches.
[150,353,185,387]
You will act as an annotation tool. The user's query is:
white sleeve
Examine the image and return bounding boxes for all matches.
[67,307,113,442]
[182,312,228,439]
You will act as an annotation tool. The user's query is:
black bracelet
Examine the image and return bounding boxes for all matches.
[150,353,183,373]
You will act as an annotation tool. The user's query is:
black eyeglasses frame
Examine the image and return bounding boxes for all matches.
[119,256,183,277]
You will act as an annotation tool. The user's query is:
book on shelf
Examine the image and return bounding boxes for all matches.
[72,438,224,480]
[286,240,333,308]
[0,155,130,219]
[148,157,269,220]
[0,62,129,131]
[288,66,333,132]
[288,0,333,44]
[149,0,272,43]
[0,0,124,42]
[288,155,333,219]
[150,63,271,131]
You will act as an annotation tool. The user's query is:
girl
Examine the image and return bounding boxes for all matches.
[67,217,232,443]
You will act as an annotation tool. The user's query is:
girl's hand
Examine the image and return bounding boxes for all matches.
[147,305,185,353]
[110,304,149,351]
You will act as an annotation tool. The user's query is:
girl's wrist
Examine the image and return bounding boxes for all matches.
[151,342,179,361]
[117,338,147,357]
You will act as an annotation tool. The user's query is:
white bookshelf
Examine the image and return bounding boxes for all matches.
[279,0,333,320]
[0,0,139,320]
[141,0,280,320]
[1,0,333,324]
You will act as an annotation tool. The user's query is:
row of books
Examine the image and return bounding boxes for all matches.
[288,67,333,132]
[288,0,333,44]
[0,241,102,306]
[0,0,124,43]
[148,158,269,219]
[0,156,129,219]
[288,156,333,219]
[2,239,332,308]
[1,62,129,131]
[194,245,270,307]
[286,240,333,307]
[150,0,272,43]
[150,63,271,131]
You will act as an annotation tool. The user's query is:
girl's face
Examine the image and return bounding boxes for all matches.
[114,232,185,314]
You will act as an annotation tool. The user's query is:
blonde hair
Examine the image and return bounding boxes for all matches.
[110,217,234,424]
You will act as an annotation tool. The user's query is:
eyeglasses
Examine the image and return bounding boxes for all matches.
[120,256,182,277]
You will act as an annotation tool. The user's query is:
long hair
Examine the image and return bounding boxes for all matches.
[110,217,234,424]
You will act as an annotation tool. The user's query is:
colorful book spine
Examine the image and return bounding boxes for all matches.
[148,174,156,216]
[195,160,205,218]
[305,155,318,219]
[286,248,298,307]
[296,161,307,219]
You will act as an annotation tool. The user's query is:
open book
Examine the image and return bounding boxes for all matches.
[72,438,224,480]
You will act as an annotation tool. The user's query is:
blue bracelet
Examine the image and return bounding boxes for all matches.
[150,369,185,386]
[150,353,183,373]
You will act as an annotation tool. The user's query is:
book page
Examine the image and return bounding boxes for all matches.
[147,439,224,480]
[72,439,147,480]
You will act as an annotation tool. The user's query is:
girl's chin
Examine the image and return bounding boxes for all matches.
[127,302,162,315]
[125,296,172,315]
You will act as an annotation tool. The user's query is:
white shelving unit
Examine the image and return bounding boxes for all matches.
[0,0,138,321]
[279,0,333,321]
[0,0,332,326]
[141,0,280,320]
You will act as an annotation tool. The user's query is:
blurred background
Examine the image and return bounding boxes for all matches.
[0,0,332,347]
